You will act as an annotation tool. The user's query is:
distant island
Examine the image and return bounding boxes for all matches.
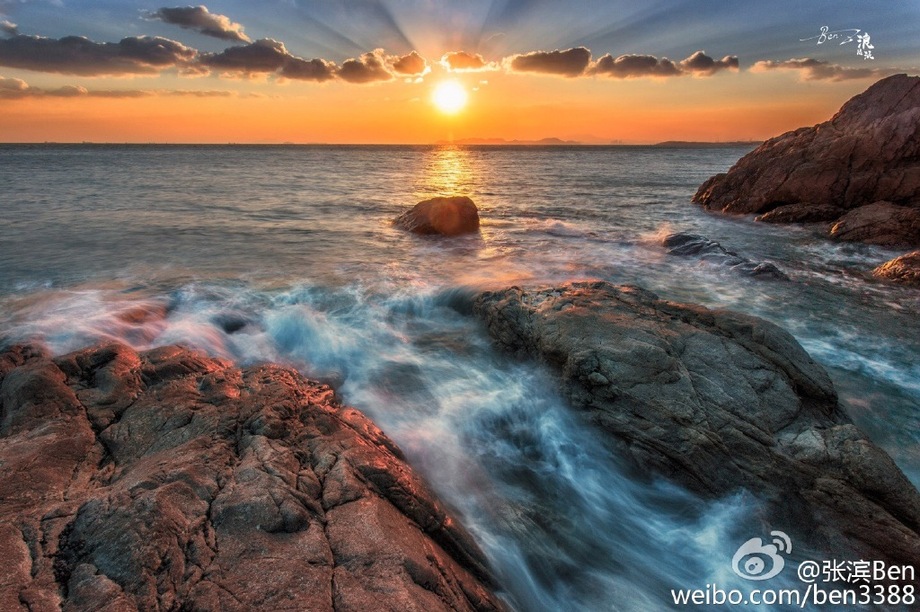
[434,138,762,147]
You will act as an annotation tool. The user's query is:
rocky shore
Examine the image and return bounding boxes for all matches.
[0,343,502,611]
[473,281,920,565]
[692,74,920,282]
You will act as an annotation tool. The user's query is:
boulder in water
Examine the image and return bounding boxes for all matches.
[0,343,502,612]
[828,201,920,247]
[473,281,920,565]
[395,196,480,236]
[873,250,920,286]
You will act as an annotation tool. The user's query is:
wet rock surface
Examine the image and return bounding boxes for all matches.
[0,343,502,612]
[873,250,920,286]
[693,74,920,247]
[661,232,789,280]
[394,196,481,237]
[473,281,920,564]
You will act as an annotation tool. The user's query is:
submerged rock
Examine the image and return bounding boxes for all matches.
[693,74,920,247]
[661,232,788,280]
[873,250,920,286]
[0,343,502,612]
[473,281,920,564]
[395,196,480,236]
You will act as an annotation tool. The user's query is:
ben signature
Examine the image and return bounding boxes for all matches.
[800,26,874,60]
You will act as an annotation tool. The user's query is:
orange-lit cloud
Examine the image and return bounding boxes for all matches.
[591,50,737,78]
[440,51,497,72]
[750,58,903,81]
[146,5,250,43]
[506,47,592,77]
[390,50,428,76]
[0,34,197,75]
[200,38,336,81]
[338,48,393,83]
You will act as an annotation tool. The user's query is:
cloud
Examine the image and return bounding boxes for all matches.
[200,38,335,81]
[678,50,739,75]
[592,50,737,78]
[592,54,680,78]
[750,58,902,81]
[0,74,233,98]
[337,48,392,83]
[506,46,592,77]
[0,34,198,75]
[440,51,497,72]
[146,5,250,43]
[0,20,16,36]
[389,50,428,76]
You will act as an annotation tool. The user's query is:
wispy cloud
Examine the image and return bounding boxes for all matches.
[0,74,232,98]
[0,34,198,76]
[146,5,250,43]
[505,46,592,77]
[750,58,903,81]
[0,19,16,36]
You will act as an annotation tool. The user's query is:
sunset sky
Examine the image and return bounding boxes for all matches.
[0,1,917,143]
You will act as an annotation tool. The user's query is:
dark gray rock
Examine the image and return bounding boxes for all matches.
[0,343,502,612]
[473,281,920,565]
[395,196,480,236]
[693,74,920,247]
[661,232,789,280]
[828,201,920,247]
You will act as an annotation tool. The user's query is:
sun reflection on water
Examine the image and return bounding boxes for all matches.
[417,145,477,197]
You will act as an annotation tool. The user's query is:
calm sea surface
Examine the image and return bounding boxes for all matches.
[2,144,918,610]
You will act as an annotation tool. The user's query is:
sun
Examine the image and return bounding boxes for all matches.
[432,81,468,115]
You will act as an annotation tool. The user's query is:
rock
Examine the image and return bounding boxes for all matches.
[661,232,789,280]
[873,250,920,286]
[693,74,920,246]
[473,281,920,565]
[754,202,844,224]
[0,343,502,611]
[828,201,920,247]
[395,196,480,236]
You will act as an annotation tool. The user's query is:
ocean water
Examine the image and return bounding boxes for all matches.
[1,144,918,610]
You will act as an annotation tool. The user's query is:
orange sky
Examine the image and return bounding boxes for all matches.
[0,68,874,144]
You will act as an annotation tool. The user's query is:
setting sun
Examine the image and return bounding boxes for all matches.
[432,81,468,115]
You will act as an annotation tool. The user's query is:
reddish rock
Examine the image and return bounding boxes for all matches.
[0,343,502,611]
[828,201,920,247]
[395,196,480,236]
[873,250,920,286]
[754,202,844,224]
[693,74,920,246]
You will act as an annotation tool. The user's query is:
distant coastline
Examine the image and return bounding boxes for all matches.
[1,139,763,148]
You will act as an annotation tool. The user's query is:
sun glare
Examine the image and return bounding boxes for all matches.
[432,81,468,115]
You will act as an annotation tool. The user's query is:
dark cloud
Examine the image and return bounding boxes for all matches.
[147,5,250,43]
[200,38,335,81]
[389,50,427,76]
[592,50,738,78]
[592,54,680,78]
[0,19,16,36]
[441,51,495,72]
[506,46,592,77]
[0,75,234,98]
[679,50,738,75]
[337,48,392,83]
[0,34,197,75]
[750,58,901,81]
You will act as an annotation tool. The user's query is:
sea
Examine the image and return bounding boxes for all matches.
[1,144,918,611]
